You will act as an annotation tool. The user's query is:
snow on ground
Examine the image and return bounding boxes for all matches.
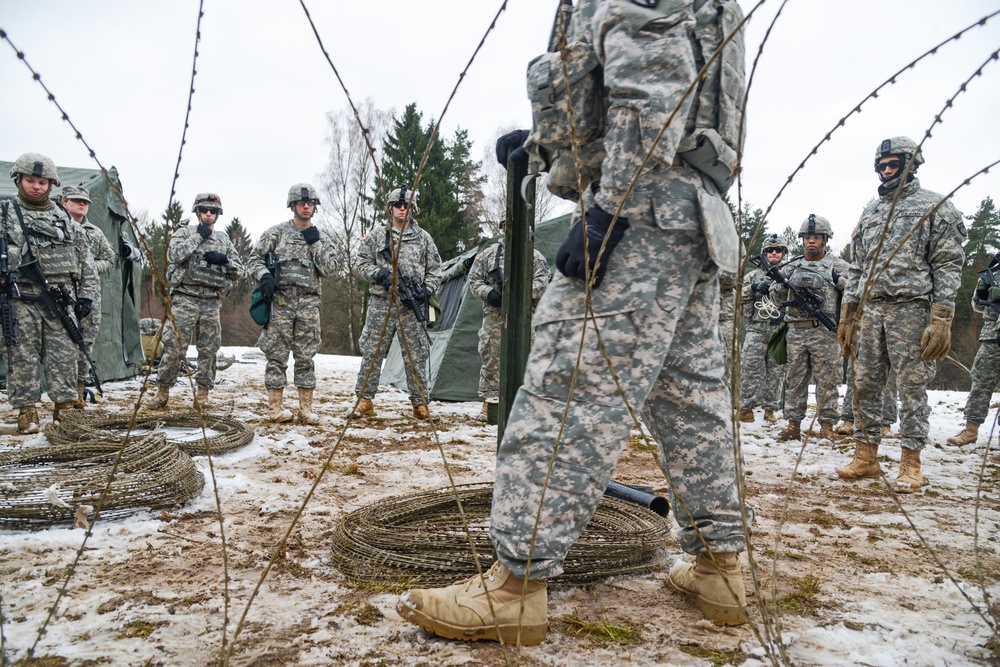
[1,348,998,666]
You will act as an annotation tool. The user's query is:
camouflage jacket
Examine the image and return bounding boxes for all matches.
[718,268,738,323]
[467,241,550,311]
[248,220,336,296]
[845,178,966,309]
[167,223,244,299]
[80,218,116,275]
[971,288,1000,342]
[2,197,99,303]
[740,265,778,328]
[354,220,442,300]
[774,253,850,323]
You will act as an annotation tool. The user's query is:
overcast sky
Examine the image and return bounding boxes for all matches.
[2,1,998,252]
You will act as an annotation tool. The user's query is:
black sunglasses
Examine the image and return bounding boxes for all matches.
[875,159,903,173]
[391,202,408,209]
[196,207,219,214]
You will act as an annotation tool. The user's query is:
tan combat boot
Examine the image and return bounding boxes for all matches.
[895,447,923,493]
[834,419,854,436]
[397,561,548,646]
[195,386,211,409]
[764,409,779,423]
[836,441,880,480]
[349,397,375,419]
[669,551,747,626]
[268,388,294,423]
[738,408,755,423]
[73,380,87,409]
[413,404,430,420]
[947,421,980,446]
[52,401,79,422]
[881,424,893,438]
[819,420,835,440]
[297,387,320,425]
[16,405,40,435]
[477,401,488,422]
[777,420,801,441]
[147,385,170,410]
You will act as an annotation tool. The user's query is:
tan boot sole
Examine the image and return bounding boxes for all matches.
[669,579,747,626]
[836,466,879,480]
[397,604,546,646]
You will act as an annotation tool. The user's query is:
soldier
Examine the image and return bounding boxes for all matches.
[1,153,99,433]
[718,268,739,388]
[351,188,442,420]
[467,237,550,421]
[248,184,336,424]
[397,0,749,644]
[838,136,965,492]
[738,235,786,423]
[60,185,115,407]
[147,193,243,411]
[767,216,849,441]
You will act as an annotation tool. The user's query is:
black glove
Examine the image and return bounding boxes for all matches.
[831,269,841,285]
[74,297,93,320]
[495,129,530,168]
[301,226,321,245]
[751,281,771,295]
[375,268,392,289]
[487,289,502,308]
[555,205,630,289]
[120,244,132,259]
[197,223,212,239]
[258,273,277,303]
[203,251,230,265]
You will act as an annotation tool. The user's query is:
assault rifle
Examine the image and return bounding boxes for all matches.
[0,202,20,374]
[975,253,1000,344]
[761,250,838,332]
[396,270,431,324]
[18,259,103,394]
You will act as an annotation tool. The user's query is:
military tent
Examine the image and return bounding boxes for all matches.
[0,162,144,385]
[382,213,571,402]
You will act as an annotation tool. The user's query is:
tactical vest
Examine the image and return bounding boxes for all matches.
[274,226,318,290]
[24,216,80,281]
[179,255,229,290]
[787,264,838,320]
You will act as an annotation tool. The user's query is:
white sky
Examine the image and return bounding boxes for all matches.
[1,1,999,251]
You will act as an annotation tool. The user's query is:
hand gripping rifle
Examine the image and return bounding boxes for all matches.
[396,271,431,324]
[0,202,21,374]
[975,252,1000,344]
[761,250,838,333]
[17,259,103,395]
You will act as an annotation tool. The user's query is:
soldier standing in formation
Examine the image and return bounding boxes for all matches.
[769,216,849,442]
[738,235,786,423]
[838,136,965,492]
[398,0,749,644]
[249,184,337,424]
[60,185,115,407]
[147,193,244,410]
[2,153,99,433]
[466,236,550,421]
[350,188,442,420]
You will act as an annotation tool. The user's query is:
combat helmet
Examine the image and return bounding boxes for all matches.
[10,152,60,186]
[192,193,223,215]
[874,136,923,171]
[762,234,787,254]
[387,186,418,213]
[799,214,833,239]
[287,183,320,208]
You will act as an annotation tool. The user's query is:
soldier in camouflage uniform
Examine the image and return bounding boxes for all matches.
[467,239,550,420]
[837,365,898,437]
[351,188,442,420]
[398,0,749,644]
[2,153,99,434]
[738,235,785,423]
[147,193,244,411]
[838,136,965,493]
[767,216,849,441]
[60,185,115,408]
[947,274,1000,446]
[718,268,739,388]
[249,184,337,424]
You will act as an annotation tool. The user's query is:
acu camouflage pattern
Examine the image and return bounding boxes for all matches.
[960,298,1000,424]
[155,294,224,390]
[353,220,442,405]
[249,221,337,389]
[841,364,898,425]
[3,198,99,406]
[77,217,115,381]
[467,241,551,400]
[168,224,245,298]
[717,268,738,386]
[738,265,783,410]
[489,0,747,581]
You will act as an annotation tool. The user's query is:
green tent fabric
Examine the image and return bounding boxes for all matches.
[381,213,571,402]
[0,162,144,384]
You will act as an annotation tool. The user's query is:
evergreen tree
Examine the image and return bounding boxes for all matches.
[736,201,768,260]
[955,196,1000,360]
[779,225,803,257]
[225,216,253,263]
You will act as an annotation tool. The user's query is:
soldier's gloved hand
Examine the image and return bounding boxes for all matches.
[203,251,230,265]
[920,304,954,361]
[74,298,93,320]
[837,302,857,356]
[375,268,393,289]
[495,129,530,168]
[301,226,321,245]
[555,205,630,289]
[751,281,771,295]
[197,223,213,239]
[831,269,841,285]
[258,273,277,303]
[487,289,502,308]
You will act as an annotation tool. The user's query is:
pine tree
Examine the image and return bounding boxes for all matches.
[225,217,253,262]
[954,196,1000,364]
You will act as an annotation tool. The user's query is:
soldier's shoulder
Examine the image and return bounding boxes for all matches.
[171,224,194,239]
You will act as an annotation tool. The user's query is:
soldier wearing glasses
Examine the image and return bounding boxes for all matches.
[738,234,786,424]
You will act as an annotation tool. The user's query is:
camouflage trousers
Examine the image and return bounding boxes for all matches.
[841,364,898,424]
[489,215,745,581]
[77,292,102,382]
[719,316,735,388]
[738,325,783,410]
[258,290,321,389]
[478,307,536,401]
[7,299,79,406]
[852,300,936,451]
[157,293,221,390]
[782,323,841,422]
[963,339,1000,424]
[355,295,429,406]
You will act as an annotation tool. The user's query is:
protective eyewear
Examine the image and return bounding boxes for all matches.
[875,159,903,173]
[391,202,408,209]
[765,248,784,254]
[196,207,219,215]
